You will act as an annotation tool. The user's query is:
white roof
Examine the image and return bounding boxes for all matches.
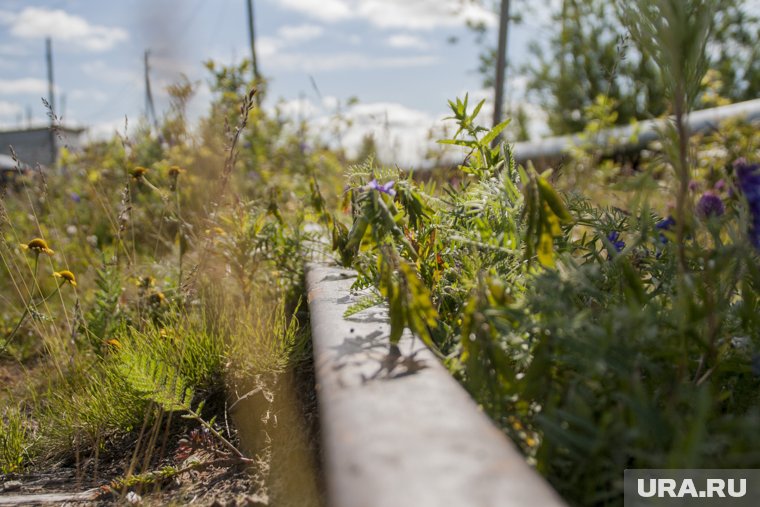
[0,153,18,170]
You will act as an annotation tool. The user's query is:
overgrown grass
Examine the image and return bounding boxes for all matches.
[0,406,28,474]
[0,59,337,504]
[318,6,760,503]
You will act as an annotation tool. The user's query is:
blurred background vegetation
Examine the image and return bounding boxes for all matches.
[1,0,759,505]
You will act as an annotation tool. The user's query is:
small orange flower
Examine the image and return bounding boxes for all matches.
[129,166,149,181]
[53,270,77,286]
[20,238,54,256]
[106,338,122,349]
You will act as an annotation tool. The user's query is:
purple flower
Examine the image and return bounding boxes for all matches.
[655,216,676,244]
[367,179,396,197]
[70,192,81,203]
[607,231,625,252]
[696,191,725,218]
[735,158,760,249]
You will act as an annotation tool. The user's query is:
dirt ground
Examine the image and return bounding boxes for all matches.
[0,353,325,507]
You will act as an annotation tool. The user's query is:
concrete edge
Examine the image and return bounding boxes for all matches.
[306,263,566,507]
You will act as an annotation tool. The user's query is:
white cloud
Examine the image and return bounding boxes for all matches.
[274,95,454,165]
[0,78,49,95]
[386,34,429,50]
[274,0,352,22]
[0,7,128,52]
[269,0,496,30]
[258,24,326,59]
[0,100,22,117]
[329,101,448,165]
[257,37,280,58]
[87,117,131,140]
[278,24,325,42]
[269,53,439,72]
[356,0,495,30]
[272,97,321,119]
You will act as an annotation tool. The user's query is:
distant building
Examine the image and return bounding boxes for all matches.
[0,153,16,171]
[0,153,25,189]
[0,126,86,168]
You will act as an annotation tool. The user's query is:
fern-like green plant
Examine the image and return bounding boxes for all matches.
[84,256,123,347]
[116,349,194,413]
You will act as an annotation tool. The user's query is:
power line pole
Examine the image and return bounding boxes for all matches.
[144,50,159,131]
[45,37,57,165]
[246,0,262,103]
[492,0,511,143]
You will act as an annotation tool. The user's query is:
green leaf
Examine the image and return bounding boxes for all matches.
[481,119,511,147]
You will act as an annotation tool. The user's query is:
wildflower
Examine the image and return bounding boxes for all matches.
[106,338,122,349]
[136,275,155,290]
[735,158,760,249]
[20,238,54,256]
[168,166,184,191]
[205,227,226,236]
[696,191,725,218]
[606,231,625,252]
[655,216,676,244]
[53,270,77,287]
[129,166,149,181]
[70,192,81,203]
[168,166,184,177]
[148,291,165,306]
[367,179,396,197]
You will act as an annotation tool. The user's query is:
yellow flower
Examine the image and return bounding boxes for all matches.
[168,166,184,177]
[136,275,155,290]
[129,166,149,180]
[148,291,165,306]
[205,227,226,236]
[20,238,55,256]
[106,338,122,349]
[53,270,77,286]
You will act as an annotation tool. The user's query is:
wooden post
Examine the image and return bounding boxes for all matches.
[144,50,159,131]
[46,37,57,165]
[492,0,511,144]
[246,0,262,103]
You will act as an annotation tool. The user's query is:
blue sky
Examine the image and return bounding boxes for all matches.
[0,0,551,165]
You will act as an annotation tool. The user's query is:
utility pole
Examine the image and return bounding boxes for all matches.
[246,0,262,103]
[492,0,511,144]
[45,37,57,165]
[144,50,159,132]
